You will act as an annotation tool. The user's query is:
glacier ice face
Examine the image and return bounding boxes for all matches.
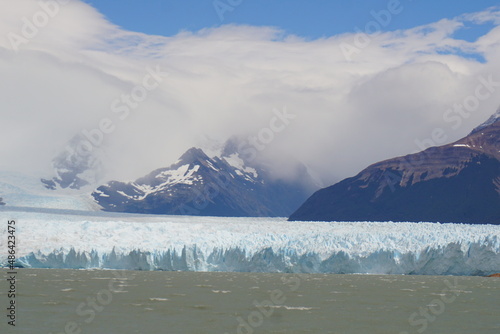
[1,209,500,276]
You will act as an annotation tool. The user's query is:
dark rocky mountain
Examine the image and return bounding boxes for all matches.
[92,145,315,217]
[290,110,500,224]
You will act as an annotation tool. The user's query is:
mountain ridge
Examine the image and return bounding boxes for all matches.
[289,111,500,224]
[92,145,315,217]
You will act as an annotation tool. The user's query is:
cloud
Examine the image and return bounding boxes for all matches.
[0,0,499,187]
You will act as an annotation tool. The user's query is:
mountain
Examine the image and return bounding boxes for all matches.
[41,134,102,190]
[0,134,103,210]
[470,107,500,134]
[92,145,315,217]
[289,110,500,224]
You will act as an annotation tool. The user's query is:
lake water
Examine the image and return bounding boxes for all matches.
[1,269,499,334]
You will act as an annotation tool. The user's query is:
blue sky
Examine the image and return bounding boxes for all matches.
[84,0,498,41]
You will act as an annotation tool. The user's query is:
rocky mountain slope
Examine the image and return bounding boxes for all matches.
[289,110,500,224]
[93,146,315,217]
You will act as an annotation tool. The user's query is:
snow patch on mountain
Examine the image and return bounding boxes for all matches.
[224,154,258,178]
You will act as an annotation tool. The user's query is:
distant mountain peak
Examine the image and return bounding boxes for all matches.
[177,147,210,165]
[93,144,316,217]
[221,136,241,157]
[470,106,500,135]
[41,134,103,191]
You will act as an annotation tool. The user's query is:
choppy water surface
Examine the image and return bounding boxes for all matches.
[1,269,499,334]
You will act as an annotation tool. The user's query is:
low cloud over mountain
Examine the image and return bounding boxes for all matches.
[1,1,500,187]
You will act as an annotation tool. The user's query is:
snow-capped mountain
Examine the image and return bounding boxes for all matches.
[92,145,315,217]
[290,109,500,224]
[0,135,104,210]
[41,134,103,190]
[470,106,500,135]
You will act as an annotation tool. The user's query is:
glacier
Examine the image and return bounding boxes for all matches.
[1,209,500,276]
[0,171,98,211]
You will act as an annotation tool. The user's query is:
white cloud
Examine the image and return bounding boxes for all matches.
[0,0,499,186]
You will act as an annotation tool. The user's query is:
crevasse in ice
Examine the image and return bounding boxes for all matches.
[1,210,499,276]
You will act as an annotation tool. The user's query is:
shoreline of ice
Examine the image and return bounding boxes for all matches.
[1,209,499,276]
